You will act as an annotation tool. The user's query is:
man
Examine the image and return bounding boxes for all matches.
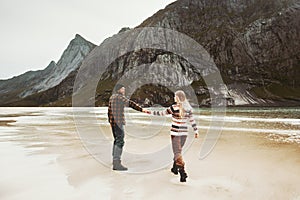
[108,84,147,171]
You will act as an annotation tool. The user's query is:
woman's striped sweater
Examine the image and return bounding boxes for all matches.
[151,104,198,136]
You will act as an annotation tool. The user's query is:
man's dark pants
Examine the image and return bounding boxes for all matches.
[111,123,125,161]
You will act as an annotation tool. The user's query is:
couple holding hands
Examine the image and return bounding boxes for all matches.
[108,84,198,182]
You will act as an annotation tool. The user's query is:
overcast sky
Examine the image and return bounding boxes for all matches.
[0,0,175,80]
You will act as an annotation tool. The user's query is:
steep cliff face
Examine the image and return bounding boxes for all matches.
[134,0,300,105]
[92,0,300,106]
[0,34,96,106]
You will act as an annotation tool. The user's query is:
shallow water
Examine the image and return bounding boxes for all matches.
[0,107,299,145]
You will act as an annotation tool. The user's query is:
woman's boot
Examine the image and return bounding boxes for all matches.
[179,167,188,182]
[171,161,178,175]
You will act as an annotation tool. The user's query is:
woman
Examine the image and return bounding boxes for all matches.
[145,90,198,182]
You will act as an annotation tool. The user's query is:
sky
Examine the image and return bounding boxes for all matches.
[0,0,175,80]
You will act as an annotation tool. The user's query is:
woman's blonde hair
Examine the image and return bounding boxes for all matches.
[174,90,192,118]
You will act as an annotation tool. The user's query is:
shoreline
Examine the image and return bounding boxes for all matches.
[0,107,299,199]
[0,105,300,108]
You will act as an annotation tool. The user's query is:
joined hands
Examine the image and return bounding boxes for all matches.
[142,108,151,114]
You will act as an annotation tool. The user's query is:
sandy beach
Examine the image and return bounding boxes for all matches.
[0,107,300,200]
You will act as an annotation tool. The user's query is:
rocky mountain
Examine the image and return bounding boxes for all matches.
[135,0,300,106]
[0,34,96,106]
[95,0,300,106]
[1,0,299,107]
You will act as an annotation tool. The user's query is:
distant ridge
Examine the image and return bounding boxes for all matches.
[0,34,96,106]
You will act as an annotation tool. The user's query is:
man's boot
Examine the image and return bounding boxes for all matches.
[171,161,178,175]
[179,167,188,182]
[112,160,128,171]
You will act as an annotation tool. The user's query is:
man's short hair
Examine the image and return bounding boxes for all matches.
[114,84,125,92]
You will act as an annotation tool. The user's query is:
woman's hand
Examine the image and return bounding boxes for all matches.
[194,133,198,138]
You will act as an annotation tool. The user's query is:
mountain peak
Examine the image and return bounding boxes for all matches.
[118,27,131,33]
[44,60,57,71]
[69,34,92,46]
[49,60,56,66]
[75,33,85,40]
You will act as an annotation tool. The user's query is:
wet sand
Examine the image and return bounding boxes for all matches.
[1,127,300,199]
[0,120,16,126]
[0,108,300,199]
